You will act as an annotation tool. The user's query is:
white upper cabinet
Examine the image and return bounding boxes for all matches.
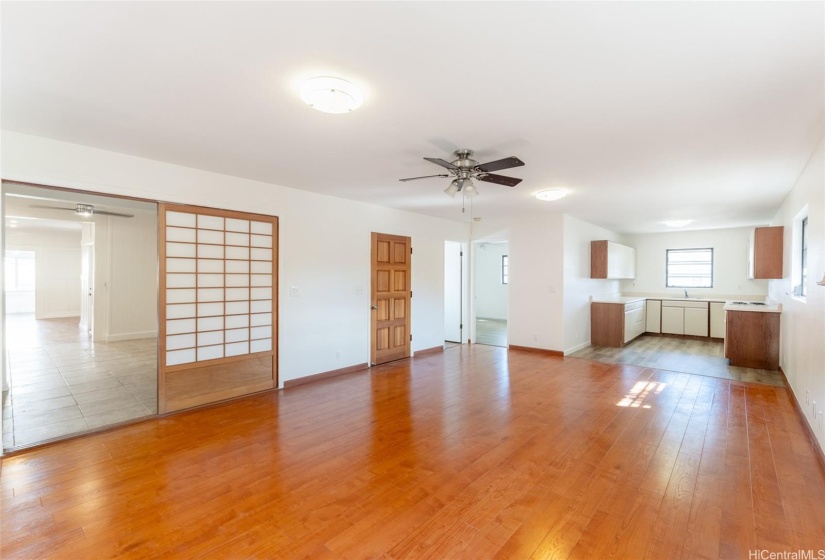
[591,240,636,279]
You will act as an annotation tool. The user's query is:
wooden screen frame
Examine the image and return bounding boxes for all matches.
[158,203,279,413]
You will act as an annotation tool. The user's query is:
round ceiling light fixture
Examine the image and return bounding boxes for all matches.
[535,188,568,201]
[300,76,363,114]
[663,219,693,227]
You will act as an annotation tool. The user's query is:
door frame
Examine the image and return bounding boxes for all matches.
[370,232,412,365]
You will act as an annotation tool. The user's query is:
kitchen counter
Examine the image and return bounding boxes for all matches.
[590,296,647,304]
[724,300,781,313]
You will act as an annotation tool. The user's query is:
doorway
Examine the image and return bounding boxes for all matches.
[2,183,158,450]
[444,241,465,347]
[473,241,509,347]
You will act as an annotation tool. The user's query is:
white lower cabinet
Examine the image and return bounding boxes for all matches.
[662,300,709,336]
[661,306,685,335]
[623,301,646,343]
[645,300,661,333]
[684,307,709,337]
[710,302,726,339]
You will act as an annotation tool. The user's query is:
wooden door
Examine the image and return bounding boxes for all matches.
[371,233,411,365]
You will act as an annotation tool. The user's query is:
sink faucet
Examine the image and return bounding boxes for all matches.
[684,289,689,298]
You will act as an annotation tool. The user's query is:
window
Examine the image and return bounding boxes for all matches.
[501,255,509,285]
[796,216,808,297]
[4,250,35,292]
[666,248,713,288]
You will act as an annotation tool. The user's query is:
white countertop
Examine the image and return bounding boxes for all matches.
[591,296,647,304]
[724,300,782,313]
[591,295,781,312]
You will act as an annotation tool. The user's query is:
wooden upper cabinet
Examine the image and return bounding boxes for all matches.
[748,226,783,279]
[591,240,636,279]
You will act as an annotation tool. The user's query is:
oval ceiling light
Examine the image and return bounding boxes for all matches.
[300,76,363,114]
[535,188,568,201]
[663,219,693,227]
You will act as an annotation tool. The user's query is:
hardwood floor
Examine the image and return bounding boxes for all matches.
[2,345,824,559]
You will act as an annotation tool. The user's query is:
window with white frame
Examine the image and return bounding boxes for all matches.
[794,215,808,297]
[666,248,713,288]
[4,250,35,292]
[501,255,509,285]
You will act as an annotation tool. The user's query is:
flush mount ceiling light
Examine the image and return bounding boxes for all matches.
[535,189,568,201]
[300,76,363,114]
[663,219,693,227]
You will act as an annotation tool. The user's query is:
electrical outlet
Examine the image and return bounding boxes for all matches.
[806,390,809,405]
[819,410,823,430]
[533,333,538,341]
[290,286,300,297]
[335,351,340,360]
[813,401,817,418]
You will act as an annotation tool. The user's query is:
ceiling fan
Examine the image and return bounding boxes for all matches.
[399,149,525,198]
[29,203,134,218]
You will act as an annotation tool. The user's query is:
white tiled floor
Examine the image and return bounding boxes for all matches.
[2,314,157,449]
[475,318,507,347]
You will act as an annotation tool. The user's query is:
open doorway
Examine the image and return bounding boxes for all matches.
[444,241,466,348]
[2,183,158,450]
[473,241,509,347]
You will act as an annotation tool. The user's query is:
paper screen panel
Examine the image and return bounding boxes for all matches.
[161,204,276,414]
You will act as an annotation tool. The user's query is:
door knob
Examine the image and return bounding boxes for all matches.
[371,305,378,310]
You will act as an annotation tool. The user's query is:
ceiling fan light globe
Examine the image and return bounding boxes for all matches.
[444,182,460,198]
[463,183,478,198]
[75,203,94,216]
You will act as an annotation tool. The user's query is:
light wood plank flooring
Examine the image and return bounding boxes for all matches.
[2,345,824,559]
[569,334,786,386]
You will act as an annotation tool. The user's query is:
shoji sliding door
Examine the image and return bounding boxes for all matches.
[159,204,278,413]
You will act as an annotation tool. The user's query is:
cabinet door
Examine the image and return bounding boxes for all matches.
[624,304,645,343]
[710,302,725,338]
[684,307,709,337]
[661,306,684,334]
[645,300,661,333]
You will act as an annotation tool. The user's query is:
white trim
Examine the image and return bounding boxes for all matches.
[107,330,158,342]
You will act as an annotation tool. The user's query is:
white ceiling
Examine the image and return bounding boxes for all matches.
[2,2,823,234]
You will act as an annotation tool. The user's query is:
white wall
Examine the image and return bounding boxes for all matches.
[6,227,82,319]
[563,215,623,353]
[474,241,508,320]
[1,131,468,386]
[769,135,825,451]
[508,214,565,351]
[106,213,158,341]
[621,226,769,299]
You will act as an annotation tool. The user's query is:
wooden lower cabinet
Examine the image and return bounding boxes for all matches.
[724,310,780,370]
[591,301,645,348]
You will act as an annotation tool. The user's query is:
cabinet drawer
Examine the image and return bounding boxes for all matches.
[625,300,645,312]
[662,300,709,309]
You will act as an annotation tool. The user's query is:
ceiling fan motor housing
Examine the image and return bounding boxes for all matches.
[452,149,478,170]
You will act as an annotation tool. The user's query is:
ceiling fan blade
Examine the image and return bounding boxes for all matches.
[478,174,522,187]
[95,210,134,218]
[29,204,74,211]
[423,157,458,170]
[476,156,525,173]
[399,174,450,182]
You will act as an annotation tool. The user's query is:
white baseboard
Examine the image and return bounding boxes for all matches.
[107,331,157,342]
[564,341,591,355]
